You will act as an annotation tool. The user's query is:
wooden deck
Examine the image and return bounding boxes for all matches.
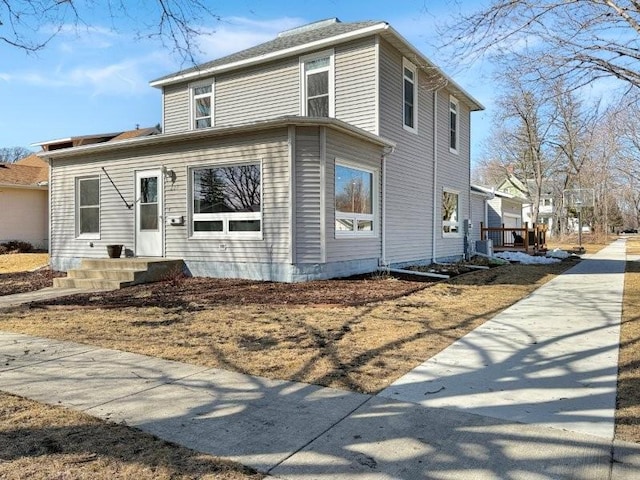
[480,222,547,254]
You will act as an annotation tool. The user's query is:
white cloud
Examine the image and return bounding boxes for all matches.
[0,55,157,96]
[194,16,307,60]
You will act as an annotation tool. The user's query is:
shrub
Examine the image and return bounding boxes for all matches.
[0,240,34,254]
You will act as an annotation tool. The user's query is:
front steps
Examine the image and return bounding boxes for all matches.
[53,258,185,290]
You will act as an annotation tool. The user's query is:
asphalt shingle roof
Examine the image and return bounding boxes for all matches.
[0,154,48,186]
[152,19,382,83]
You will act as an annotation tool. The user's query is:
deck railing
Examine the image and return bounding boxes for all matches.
[480,222,548,253]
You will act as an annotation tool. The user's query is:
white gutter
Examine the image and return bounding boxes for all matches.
[150,23,390,88]
[431,84,446,263]
[38,116,395,160]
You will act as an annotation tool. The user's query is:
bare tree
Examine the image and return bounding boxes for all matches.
[1,1,220,61]
[480,73,557,225]
[438,0,640,91]
[0,146,33,163]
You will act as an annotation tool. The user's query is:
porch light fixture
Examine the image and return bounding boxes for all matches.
[161,165,176,182]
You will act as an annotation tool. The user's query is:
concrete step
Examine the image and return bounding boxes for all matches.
[53,277,126,290]
[67,269,140,281]
[54,258,185,290]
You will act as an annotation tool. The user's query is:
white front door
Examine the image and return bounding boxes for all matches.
[135,170,163,257]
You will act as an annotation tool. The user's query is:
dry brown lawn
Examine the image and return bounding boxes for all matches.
[0,253,49,274]
[0,392,263,480]
[616,235,640,442]
[4,239,635,477]
[0,262,575,394]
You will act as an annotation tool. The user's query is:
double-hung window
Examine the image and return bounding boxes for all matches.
[301,50,334,117]
[191,80,213,129]
[442,190,460,236]
[191,163,261,238]
[76,176,100,238]
[449,96,459,153]
[335,163,376,236]
[403,58,417,132]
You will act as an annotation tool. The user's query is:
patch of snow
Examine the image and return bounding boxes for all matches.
[494,251,561,265]
[546,248,570,259]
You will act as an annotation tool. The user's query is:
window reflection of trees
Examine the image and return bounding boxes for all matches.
[194,164,261,214]
[336,168,372,214]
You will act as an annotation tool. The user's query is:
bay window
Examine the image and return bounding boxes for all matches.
[335,163,376,236]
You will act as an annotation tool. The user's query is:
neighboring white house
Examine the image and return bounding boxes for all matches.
[497,175,555,234]
[38,18,483,282]
[0,154,49,250]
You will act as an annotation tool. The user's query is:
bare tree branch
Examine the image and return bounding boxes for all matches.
[438,0,640,90]
[0,0,220,61]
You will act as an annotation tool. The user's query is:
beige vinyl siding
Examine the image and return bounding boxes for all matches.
[162,37,379,134]
[50,130,290,264]
[294,127,323,263]
[0,188,48,249]
[163,83,190,133]
[161,131,290,263]
[378,38,435,264]
[334,37,377,133]
[470,192,486,243]
[435,91,471,259]
[215,58,299,126]
[325,129,382,263]
[50,156,135,258]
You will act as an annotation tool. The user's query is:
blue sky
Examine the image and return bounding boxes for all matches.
[0,0,493,163]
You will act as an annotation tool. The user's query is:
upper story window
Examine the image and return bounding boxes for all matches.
[442,190,460,237]
[335,162,376,237]
[190,80,213,129]
[76,176,100,238]
[191,162,262,238]
[449,96,459,153]
[403,58,418,132]
[301,50,334,117]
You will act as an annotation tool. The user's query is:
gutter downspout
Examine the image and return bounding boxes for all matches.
[381,146,394,267]
[432,82,447,263]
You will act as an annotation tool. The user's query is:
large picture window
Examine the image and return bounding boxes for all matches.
[403,59,417,132]
[301,50,334,117]
[191,163,261,237]
[442,190,459,236]
[191,80,213,129]
[76,177,100,238]
[335,163,375,236]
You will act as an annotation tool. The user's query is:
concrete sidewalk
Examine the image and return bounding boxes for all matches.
[0,286,102,308]
[1,239,640,479]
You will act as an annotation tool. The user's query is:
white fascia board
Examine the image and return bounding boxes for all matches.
[383,26,484,111]
[149,23,389,88]
[38,117,396,160]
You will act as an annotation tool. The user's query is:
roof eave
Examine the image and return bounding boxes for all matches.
[381,26,484,111]
[150,22,390,88]
[38,117,396,160]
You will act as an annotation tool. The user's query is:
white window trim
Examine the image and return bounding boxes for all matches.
[335,159,378,238]
[449,95,459,154]
[75,176,100,240]
[442,188,461,238]
[189,160,263,240]
[403,58,418,133]
[300,49,335,117]
[189,78,214,130]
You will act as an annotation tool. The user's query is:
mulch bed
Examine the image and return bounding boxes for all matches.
[0,269,65,296]
[28,274,432,310]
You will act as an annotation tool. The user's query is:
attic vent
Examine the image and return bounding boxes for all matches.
[278,18,341,37]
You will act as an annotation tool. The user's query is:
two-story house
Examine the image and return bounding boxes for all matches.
[40,18,482,282]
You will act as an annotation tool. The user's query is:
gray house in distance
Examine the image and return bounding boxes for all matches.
[40,18,483,282]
